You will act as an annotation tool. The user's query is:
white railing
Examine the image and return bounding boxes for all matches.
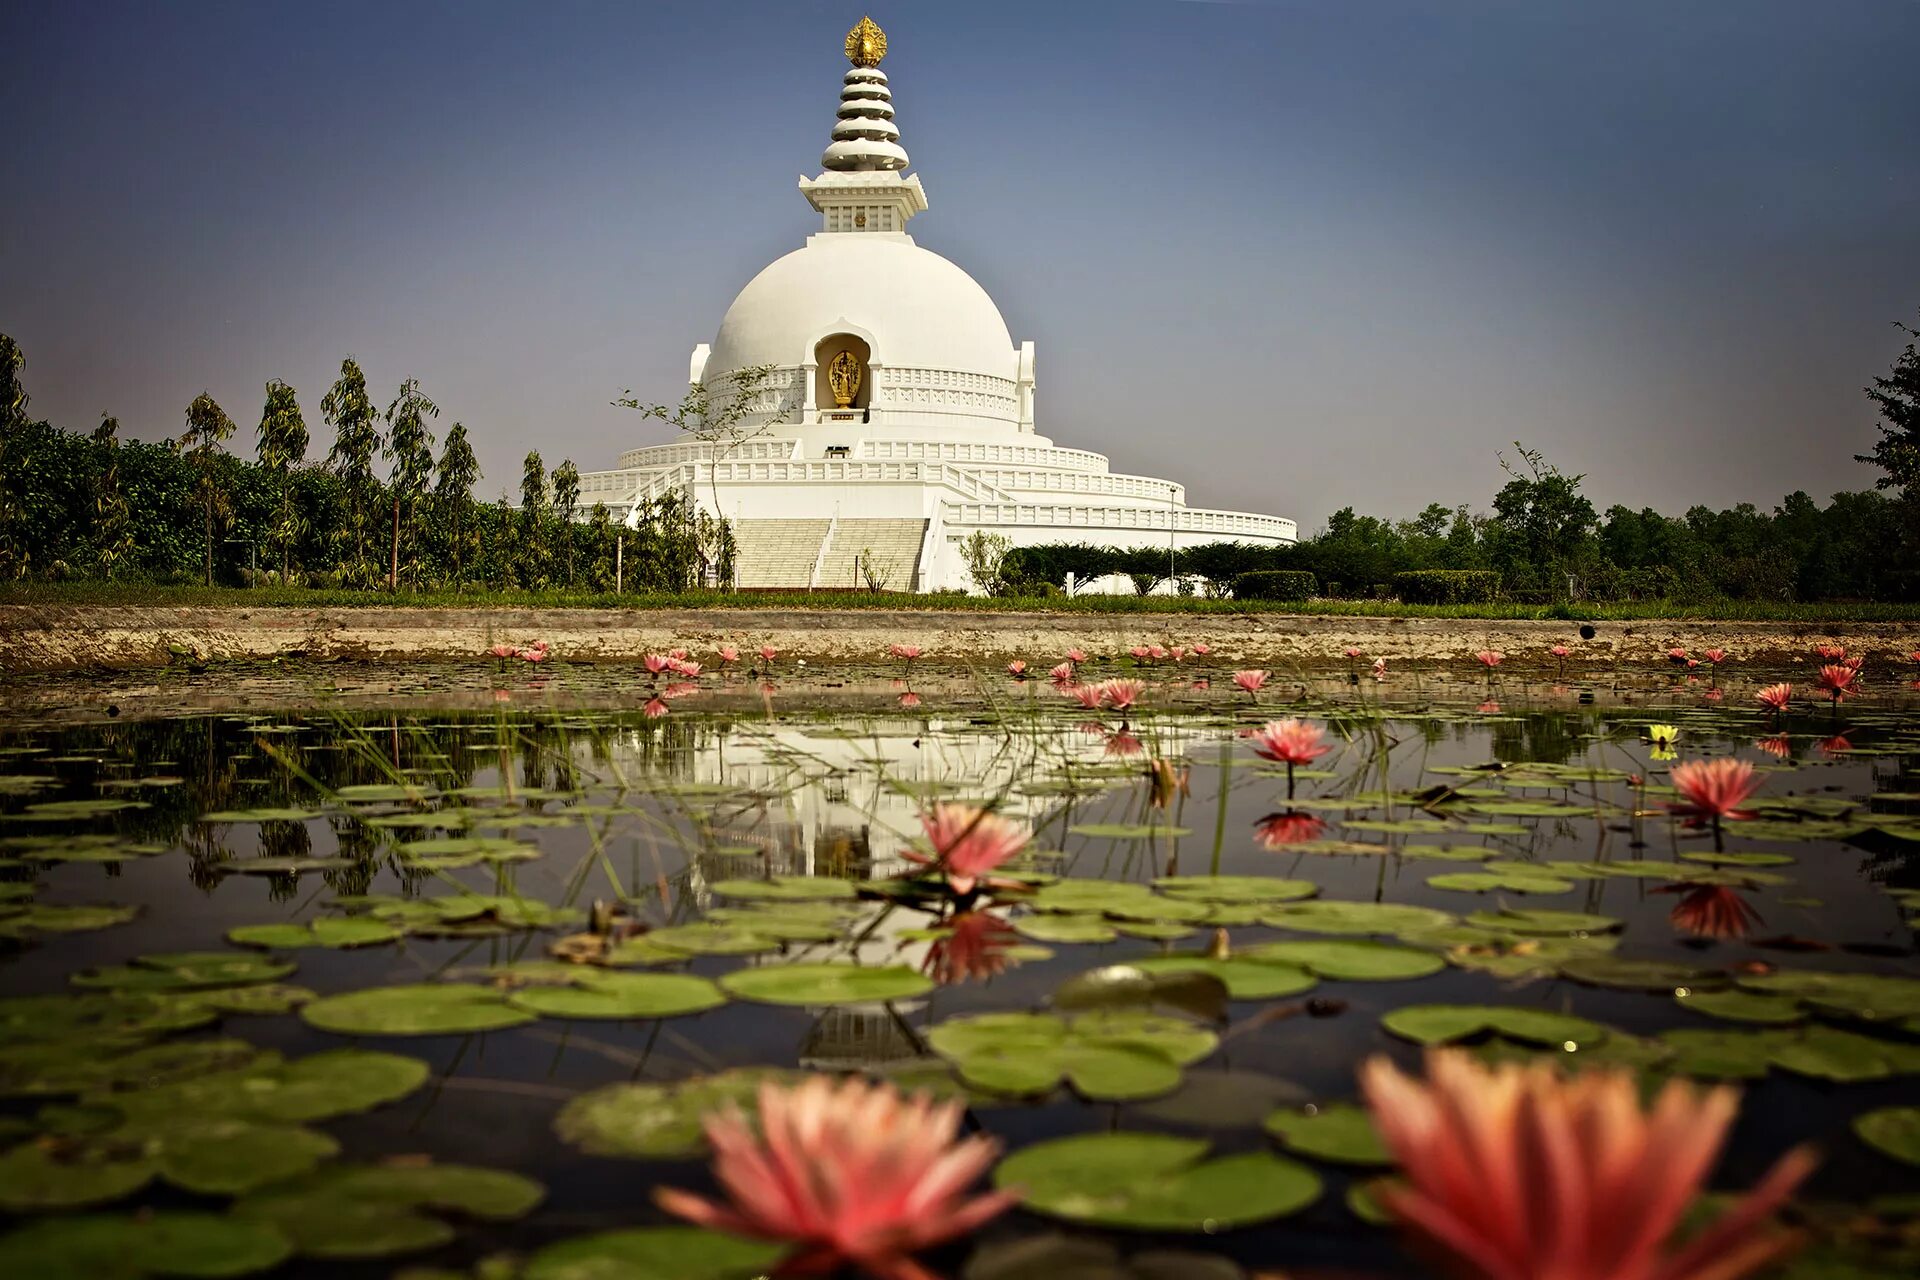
[964,468,1185,505]
[616,439,800,470]
[858,439,1108,473]
[941,501,1297,542]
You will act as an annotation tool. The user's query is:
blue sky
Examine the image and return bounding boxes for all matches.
[3,1,1916,528]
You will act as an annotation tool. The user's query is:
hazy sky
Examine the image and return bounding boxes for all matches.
[4,1,1916,531]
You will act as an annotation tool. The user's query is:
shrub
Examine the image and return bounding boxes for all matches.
[1392,570,1499,604]
[1232,570,1317,601]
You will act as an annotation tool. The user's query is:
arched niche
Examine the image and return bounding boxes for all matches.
[814,334,873,411]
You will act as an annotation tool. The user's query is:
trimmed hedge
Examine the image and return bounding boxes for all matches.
[1232,570,1318,601]
[1392,570,1500,604]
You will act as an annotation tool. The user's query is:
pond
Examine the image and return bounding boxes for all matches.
[2,653,1918,1279]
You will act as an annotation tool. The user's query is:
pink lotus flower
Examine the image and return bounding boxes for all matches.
[671,659,703,678]
[1254,810,1326,848]
[1550,644,1572,658]
[1372,656,1388,678]
[1669,757,1762,822]
[1474,650,1503,668]
[1233,669,1269,695]
[655,1075,1019,1280]
[1813,643,1846,661]
[1129,645,1153,660]
[1148,645,1169,660]
[1191,643,1211,656]
[1685,658,1700,669]
[908,804,1031,895]
[717,645,740,664]
[1668,646,1689,663]
[1704,647,1728,664]
[888,644,923,660]
[759,645,778,661]
[1755,683,1792,711]
[1842,654,1865,671]
[923,910,1020,985]
[1477,699,1502,714]
[898,691,922,709]
[1248,718,1332,766]
[1099,677,1147,711]
[1064,648,1087,664]
[1065,683,1104,710]
[669,647,688,661]
[1664,884,1764,940]
[486,643,517,660]
[642,698,669,719]
[1048,662,1074,683]
[1754,735,1791,759]
[1006,660,1027,677]
[1814,664,1857,702]
[518,647,548,664]
[644,654,672,674]
[1167,646,1185,661]
[1359,1050,1813,1280]
[1344,646,1363,660]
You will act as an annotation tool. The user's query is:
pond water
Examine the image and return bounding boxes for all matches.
[3,658,1919,1279]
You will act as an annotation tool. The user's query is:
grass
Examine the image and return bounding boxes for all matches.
[2,581,1917,623]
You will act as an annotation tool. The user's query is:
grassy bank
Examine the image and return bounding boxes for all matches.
[3,581,1917,623]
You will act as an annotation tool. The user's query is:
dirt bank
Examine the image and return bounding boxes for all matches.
[0,604,1908,674]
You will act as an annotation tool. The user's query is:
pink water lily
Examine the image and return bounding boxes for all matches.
[1815,663,1857,704]
[1048,662,1074,683]
[1755,683,1792,712]
[1474,649,1503,668]
[717,645,740,664]
[1190,642,1211,656]
[888,644,922,661]
[486,643,517,660]
[1813,642,1846,660]
[1668,757,1762,823]
[1360,1050,1813,1280]
[655,1075,1019,1280]
[670,659,703,678]
[759,645,778,661]
[1248,718,1331,766]
[1233,669,1269,695]
[644,654,672,675]
[1129,645,1152,660]
[907,803,1031,895]
[1006,660,1027,677]
[1065,683,1104,709]
[1099,677,1147,711]
[1064,648,1088,664]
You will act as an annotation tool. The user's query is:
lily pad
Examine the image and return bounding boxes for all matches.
[1674,989,1806,1025]
[992,1132,1321,1230]
[234,1162,544,1259]
[1463,907,1622,936]
[1015,914,1119,944]
[642,922,783,956]
[1071,824,1192,839]
[718,963,932,1006]
[102,1049,431,1124]
[928,1010,1217,1101]
[71,953,296,993]
[227,918,402,950]
[301,985,536,1036]
[708,876,857,902]
[1129,955,1319,1000]
[1259,901,1456,936]
[524,1227,786,1280]
[1262,1103,1391,1166]
[506,972,726,1020]
[1381,1004,1609,1049]
[1242,940,1445,982]
[0,1140,155,1209]
[0,1211,293,1279]
[1854,1108,1920,1167]
[1151,876,1317,903]
[1557,957,1725,992]
[554,1070,802,1158]
[1427,870,1576,894]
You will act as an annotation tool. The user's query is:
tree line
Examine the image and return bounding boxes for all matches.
[0,338,722,591]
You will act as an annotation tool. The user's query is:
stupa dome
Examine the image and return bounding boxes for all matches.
[703,234,1016,383]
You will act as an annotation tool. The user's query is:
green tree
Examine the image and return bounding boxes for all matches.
[90,414,134,579]
[382,377,438,591]
[0,333,29,578]
[517,450,548,588]
[550,458,580,586]
[959,530,1012,595]
[175,392,237,587]
[321,357,380,586]
[256,379,308,584]
[431,422,480,586]
[1487,443,1597,594]
[1858,308,1920,493]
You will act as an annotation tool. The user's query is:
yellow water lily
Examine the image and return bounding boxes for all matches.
[1648,724,1680,760]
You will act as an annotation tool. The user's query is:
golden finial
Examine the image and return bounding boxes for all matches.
[845,16,887,68]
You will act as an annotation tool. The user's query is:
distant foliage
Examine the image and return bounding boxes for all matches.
[1232,570,1318,602]
[1392,570,1499,605]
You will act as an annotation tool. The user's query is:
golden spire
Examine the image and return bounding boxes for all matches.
[844,16,887,68]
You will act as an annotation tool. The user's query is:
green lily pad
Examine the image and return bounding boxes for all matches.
[1262,1102,1391,1166]
[928,1010,1217,1101]
[0,903,141,936]
[642,922,782,956]
[1071,824,1192,839]
[1674,989,1806,1025]
[1381,1004,1610,1049]
[1129,955,1319,1000]
[524,1227,787,1280]
[1463,907,1622,936]
[992,1133,1321,1230]
[554,1069,802,1158]
[1854,1108,1920,1167]
[0,1140,156,1209]
[1014,914,1118,943]
[189,984,317,1015]
[200,808,321,823]
[1657,1028,1776,1079]
[301,984,536,1036]
[1050,966,1232,1024]
[718,963,932,1006]
[1427,870,1576,894]
[1259,901,1456,936]
[506,972,726,1020]
[228,918,402,950]
[1679,851,1795,867]
[1151,876,1317,903]
[135,1117,341,1195]
[0,1037,264,1098]
[1735,971,1920,1022]
[102,1049,430,1124]
[234,1162,544,1259]
[708,876,857,902]
[1558,957,1725,992]
[0,1211,293,1279]
[1242,940,1445,982]
[0,992,215,1045]
[71,953,296,992]
[1769,1026,1920,1082]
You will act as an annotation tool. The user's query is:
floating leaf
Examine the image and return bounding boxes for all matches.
[1674,989,1805,1025]
[708,876,857,902]
[228,918,401,950]
[1854,1108,1920,1167]
[1262,1103,1391,1166]
[643,922,783,956]
[1260,901,1455,936]
[0,1212,292,1280]
[0,1140,155,1209]
[200,808,320,823]
[506,972,725,1020]
[927,1010,1216,1101]
[992,1132,1321,1230]
[1242,940,1445,982]
[524,1227,787,1280]
[1128,955,1318,1000]
[71,953,296,992]
[1070,824,1192,839]
[103,1049,430,1124]
[1463,907,1621,936]
[1381,1004,1609,1049]
[719,963,932,1006]
[234,1162,544,1259]
[1051,966,1231,1023]
[301,984,535,1036]
[1558,957,1725,992]
[1152,875,1317,903]
[1427,870,1576,895]
[554,1070,802,1158]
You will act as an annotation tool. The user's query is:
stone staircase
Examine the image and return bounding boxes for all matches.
[731,519,831,588]
[816,519,927,592]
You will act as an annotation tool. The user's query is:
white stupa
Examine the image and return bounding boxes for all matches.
[576,16,1295,591]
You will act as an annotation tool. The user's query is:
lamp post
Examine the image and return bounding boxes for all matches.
[1168,484,1177,593]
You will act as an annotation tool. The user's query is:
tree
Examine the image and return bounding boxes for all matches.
[175,392,237,586]
[613,363,777,586]
[431,423,480,586]
[90,415,133,579]
[1858,308,1920,494]
[517,451,548,588]
[0,333,28,578]
[256,379,308,584]
[550,458,580,586]
[959,530,1012,595]
[1487,443,1597,594]
[321,357,380,587]
[382,377,438,591]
